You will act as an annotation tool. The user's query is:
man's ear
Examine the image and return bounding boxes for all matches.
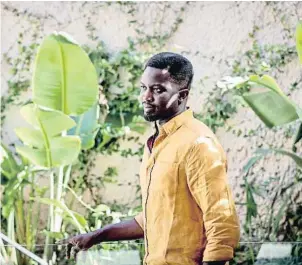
[178,89,189,103]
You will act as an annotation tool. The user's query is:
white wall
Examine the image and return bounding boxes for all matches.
[1,2,302,225]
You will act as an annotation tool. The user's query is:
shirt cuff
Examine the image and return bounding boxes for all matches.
[134,212,144,230]
[203,244,234,262]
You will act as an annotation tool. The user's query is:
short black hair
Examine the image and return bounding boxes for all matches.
[145,52,194,89]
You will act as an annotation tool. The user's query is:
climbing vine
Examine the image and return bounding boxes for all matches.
[64,2,191,210]
[116,2,189,51]
[2,0,300,207]
[1,4,301,264]
[1,31,42,126]
[197,38,299,133]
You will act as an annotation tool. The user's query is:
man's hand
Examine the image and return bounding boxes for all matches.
[57,231,96,260]
[57,218,144,260]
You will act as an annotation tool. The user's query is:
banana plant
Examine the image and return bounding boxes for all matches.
[244,21,302,148]
[221,21,302,153]
[14,31,99,263]
[234,21,302,236]
[240,21,302,154]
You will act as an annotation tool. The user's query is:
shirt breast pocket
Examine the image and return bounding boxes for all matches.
[150,160,179,196]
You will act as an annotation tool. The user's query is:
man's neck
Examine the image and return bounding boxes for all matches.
[158,107,186,126]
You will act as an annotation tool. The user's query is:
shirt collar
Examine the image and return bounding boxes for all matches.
[159,108,193,136]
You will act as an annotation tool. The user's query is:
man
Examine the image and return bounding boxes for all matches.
[61,52,240,265]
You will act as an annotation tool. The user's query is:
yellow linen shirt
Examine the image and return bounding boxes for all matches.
[135,109,240,265]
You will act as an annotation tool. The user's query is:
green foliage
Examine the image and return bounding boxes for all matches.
[237,21,302,249]
[67,41,150,214]
[84,40,148,129]
[242,75,299,128]
[15,104,81,168]
[196,91,237,132]
[2,3,301,265]
[67,103,101,150]
[1,23,42,127]
[0,144,47,264]
[32,197,87,233]
[2,31,102,264]
[1,80,30,125]
[199,41,298,132]
[33,33,98,115]
[116,2,188,51]
[255,149,302,168]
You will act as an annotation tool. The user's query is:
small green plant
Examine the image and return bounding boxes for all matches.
[0,145,47,265]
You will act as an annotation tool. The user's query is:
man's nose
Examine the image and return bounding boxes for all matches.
[142,88,154,102]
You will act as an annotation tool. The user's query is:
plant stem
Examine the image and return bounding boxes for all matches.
[43,171,55,263]
[66,186,95,212]
[59,165,73,235]
[31,173,39,254]
[43,217,50,262]
[0,237,8,263]
[50,171,55,232]
[67,175,82,212]
[7,211,18,264]
[15,198,26,264]
[120,109,125,127]
[26,172,33,252]
[54,166,64,232]
[63,165,72,190]
[267,172,286,238]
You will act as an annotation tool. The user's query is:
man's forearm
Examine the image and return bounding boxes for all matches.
[91,218,144,244]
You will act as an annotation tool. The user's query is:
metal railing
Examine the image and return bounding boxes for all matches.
[1,236,302,265]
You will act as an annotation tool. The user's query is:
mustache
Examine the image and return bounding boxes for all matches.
[142,102,156,107]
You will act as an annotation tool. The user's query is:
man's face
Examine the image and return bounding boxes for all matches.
[140,67,182,122]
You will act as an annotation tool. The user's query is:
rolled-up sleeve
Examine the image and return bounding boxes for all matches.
[185,137,240,262]
[134,211,144,230]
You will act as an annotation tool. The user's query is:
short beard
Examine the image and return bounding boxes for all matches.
[143,113,159,122]
[143,108,177,123]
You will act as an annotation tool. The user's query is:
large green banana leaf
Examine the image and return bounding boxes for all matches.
[15,104,81,168]
[296,21,302,64]
[242,75,299,128]
[67,103,101,150]
[32,32,98,115]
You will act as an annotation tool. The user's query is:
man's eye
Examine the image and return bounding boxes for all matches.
[140,85,147,90]
[154,88,163,93]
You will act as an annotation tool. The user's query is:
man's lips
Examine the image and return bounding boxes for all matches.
[143,103,155,108]
[143,104,156,112]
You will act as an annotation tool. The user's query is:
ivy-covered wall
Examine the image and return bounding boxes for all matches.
[1,2,302,240]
